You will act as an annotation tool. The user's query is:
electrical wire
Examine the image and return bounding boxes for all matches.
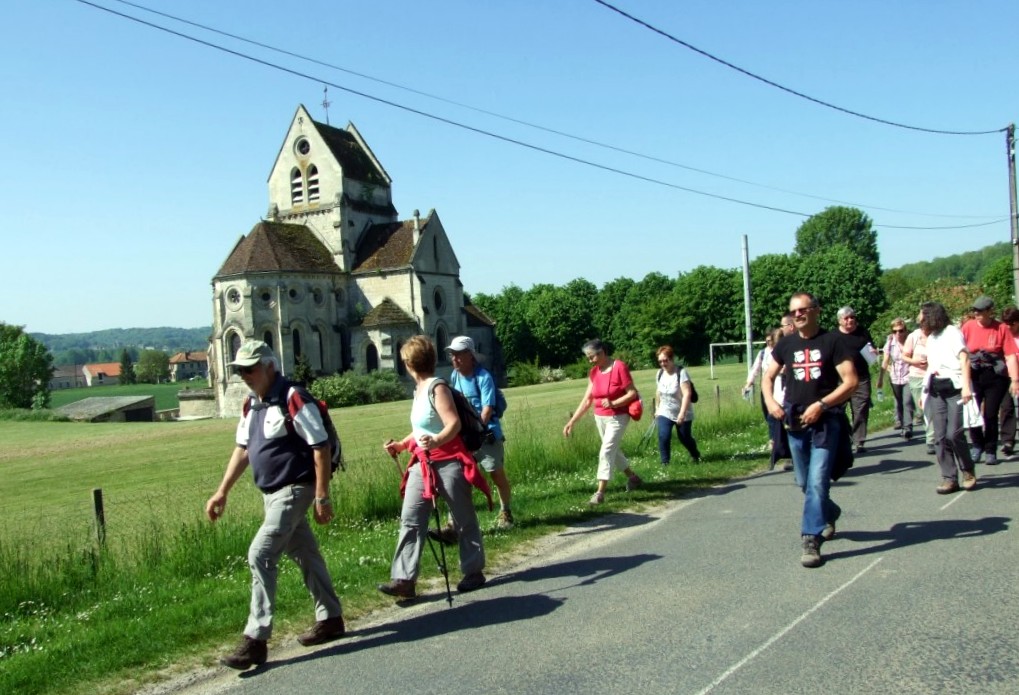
[592,0,1007,137]
[72,0,1010,232]
[106,0,1000,220]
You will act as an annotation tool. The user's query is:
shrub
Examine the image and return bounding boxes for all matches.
[562,357,590,380]
[311,371,410,408]
[0,408,69,422]
[507,359,542,387]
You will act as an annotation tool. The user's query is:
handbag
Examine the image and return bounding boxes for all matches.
[628,396,644,421]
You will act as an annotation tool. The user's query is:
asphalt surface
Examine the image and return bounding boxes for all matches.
[162,428,1019,695]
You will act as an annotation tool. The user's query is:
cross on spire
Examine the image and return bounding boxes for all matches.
[322,86,332,125]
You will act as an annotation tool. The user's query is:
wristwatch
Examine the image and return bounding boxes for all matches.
[314,497,332,506]
[816,399,828,412]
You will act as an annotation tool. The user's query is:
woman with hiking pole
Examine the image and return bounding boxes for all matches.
[379,335,492,600]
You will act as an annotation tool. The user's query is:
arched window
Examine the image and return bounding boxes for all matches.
[263,331,274,351]
[395,341,406,376]
[290,167,304,204]
[312,327,323,370]
[435,325,448,360]
[307,165,320,203]
[293,328,302,358]
[366,344,379,373]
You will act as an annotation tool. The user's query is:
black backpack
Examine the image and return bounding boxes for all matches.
[657,366,699,403]
[428,378,487,451]
[245,384,344,474]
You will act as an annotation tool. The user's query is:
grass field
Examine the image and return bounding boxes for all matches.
[0,363,893,694]
[48,381,211,412]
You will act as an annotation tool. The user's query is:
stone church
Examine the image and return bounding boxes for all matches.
[209,105,497,416]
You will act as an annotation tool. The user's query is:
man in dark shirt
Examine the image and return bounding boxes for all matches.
[836,306,876,454]
[205,341,344,669]
[763,293,858,568]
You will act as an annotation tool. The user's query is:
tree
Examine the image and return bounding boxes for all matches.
[524,283,595,366]
[748,253,803,336]
[473,285,534,365]
[292,354,315,386]
[673,266,743,363]
[118,349,136,385]
[135,349,170,384]
[0,323,54,409]
[794,245,887,330]
[794,206,879,268]
[593,277,637,354]
[979,256,1015,308]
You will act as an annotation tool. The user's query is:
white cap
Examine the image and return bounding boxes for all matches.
[445,335,478,359]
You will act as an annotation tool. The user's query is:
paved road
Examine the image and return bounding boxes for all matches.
[166,429,1019,695]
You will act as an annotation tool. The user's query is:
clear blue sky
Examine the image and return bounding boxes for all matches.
[5,0,1018,334]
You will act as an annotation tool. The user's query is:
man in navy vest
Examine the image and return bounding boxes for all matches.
[206,340,344,669]
[447,336,514,530]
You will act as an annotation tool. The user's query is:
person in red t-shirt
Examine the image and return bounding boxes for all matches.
[960,295,1019,465]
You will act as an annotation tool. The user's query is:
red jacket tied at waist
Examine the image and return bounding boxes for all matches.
[399,436,493,510]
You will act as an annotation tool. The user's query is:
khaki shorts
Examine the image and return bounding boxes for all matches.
[475,435,505,473]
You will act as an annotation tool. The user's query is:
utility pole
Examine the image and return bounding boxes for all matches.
[741,235,753,367]
[1007,124,1019,304]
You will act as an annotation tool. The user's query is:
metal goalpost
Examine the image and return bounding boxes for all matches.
[708,341,766,380]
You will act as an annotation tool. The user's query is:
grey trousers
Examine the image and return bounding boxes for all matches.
[927,392,975,481]
[245,483,342,641]
[847,379,872,446]
[907,376,934,445]
[391,459,485,581]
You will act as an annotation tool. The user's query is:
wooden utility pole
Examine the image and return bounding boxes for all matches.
[1008,124,1019,304]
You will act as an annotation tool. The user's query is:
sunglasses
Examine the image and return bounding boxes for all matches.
[791,307,816,317]
[892,328,906,333]
[235,365,258,376]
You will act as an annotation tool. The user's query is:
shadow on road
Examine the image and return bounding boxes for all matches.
[493,552,662,590]
[826,516,1011,562]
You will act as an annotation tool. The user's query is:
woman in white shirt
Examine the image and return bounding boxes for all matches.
[920,301,976,494]
[655,345,701,464]
[744,328,790,469]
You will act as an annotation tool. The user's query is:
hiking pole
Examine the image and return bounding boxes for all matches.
[384,440,405,477]
[422,452,454,607]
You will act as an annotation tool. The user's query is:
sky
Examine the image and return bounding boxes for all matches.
[4,0,1018,334]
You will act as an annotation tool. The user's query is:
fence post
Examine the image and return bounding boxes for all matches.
[715,384,721,416]
[92,488,106,547]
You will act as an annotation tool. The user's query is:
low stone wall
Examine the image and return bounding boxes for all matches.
[178,388,218,419]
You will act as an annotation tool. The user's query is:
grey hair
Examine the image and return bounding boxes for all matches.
[259,353,280,371]
[837,306,856,319]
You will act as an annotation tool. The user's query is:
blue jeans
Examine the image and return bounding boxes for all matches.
[656,415,700,463]
[786,416,842,537]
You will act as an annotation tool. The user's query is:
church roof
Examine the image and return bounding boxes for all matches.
[352,218,424,272]
[361,298,418,327]
[464,302,495,327]
[312,120,389,186]
[215,221,336,277]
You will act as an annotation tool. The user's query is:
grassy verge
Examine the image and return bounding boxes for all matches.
[0,363,894,694]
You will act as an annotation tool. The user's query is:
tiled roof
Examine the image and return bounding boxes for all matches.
[215,221,336,277]
[83,362,121,377]
[51,365,84,378]
[312,120,389,186]
[361,298,418,327]
[352,218,423,272]
[464,303,495,327]
[169,351,208,364]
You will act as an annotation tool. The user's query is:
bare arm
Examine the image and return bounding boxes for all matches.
[311,446,334,525]
[564,381,594,436]
[417,382,462,450]
[205,446,250,521]
[959,350,973,404]
[762,359,784,420]
[678,380,693,421]
[800,359,858,427]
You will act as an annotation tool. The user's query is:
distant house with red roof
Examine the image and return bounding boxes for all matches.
[168,351,208,382]
[49,364,86,390]
[82,362,121,387]
[209,105,497,417]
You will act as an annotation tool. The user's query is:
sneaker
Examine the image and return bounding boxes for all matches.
[377,578,416,599]
[495,509,514,530]
[970,447,983,464]
[1002,444,1014,457]
[961,471,977,491]
[984,453,1000,466]
[457,572,486,593]
[926,444,936,455]
[781,460,794,471]
[853,444,866,455]
[220,636,267,670]
[902,428,912,440]
[427,523,457,546]
[936,479,960,495]
[800,535,823,568]
[626,474,643,492]
[588,491,605,505]
[297,616,345,647]
[821,507,842,541]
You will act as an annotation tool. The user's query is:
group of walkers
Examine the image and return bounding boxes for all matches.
[202,290,1019,669]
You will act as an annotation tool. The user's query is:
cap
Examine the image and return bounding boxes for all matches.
[972,295,994,311]
[228,340,275,367]
[445,335,478,359]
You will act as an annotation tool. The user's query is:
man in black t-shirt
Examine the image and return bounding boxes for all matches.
[763,292,858,568]
[836,306,876,454]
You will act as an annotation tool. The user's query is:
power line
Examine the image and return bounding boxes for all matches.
[105,0,999,220]
[592,0,1007,137]
[73,0,1009,232]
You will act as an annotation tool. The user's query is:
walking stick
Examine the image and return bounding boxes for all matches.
[422,452,454,607]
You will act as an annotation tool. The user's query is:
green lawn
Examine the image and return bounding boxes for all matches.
[48,381,210,411]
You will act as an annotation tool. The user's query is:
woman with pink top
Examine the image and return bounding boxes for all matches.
[902,312,934,454]
[877,318,913,439]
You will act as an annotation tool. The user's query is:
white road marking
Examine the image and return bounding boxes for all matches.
[694,556,884,695]
[939,491,968,511]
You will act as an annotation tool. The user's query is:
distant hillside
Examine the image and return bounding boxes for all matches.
[887,241,1009,284]
[32,327,211,365]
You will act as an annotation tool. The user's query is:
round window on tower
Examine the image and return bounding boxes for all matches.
[433,287,446,315]
[226,287,242,308]
[295,138,311,156]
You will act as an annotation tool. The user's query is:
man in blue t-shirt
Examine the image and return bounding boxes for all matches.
[446,336,514,531]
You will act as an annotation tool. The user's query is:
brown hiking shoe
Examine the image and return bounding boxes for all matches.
[457,572,487,593]
[377,578,416,599]
[220,636,267,670]
[800,535,823,568]
[936,479,960,495]
[961,471,977,491]
[297,616,345,647]
[495,509,514,530]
